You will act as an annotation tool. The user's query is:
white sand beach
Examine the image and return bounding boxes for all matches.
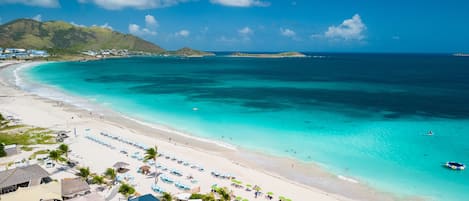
[0,61,396,201]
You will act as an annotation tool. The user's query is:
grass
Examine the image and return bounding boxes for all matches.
[0,124,26,131]
[0,128,56,145]
[21,146,33,151]
[29,149,50,160]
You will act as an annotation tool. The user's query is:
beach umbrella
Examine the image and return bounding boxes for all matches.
[267,192,274,196]
[246,184,252,188]
[113,162,130,169]
[235,196,242,201]
[279,196,286,201]
[211,184,218,190]
[242,199,249,201]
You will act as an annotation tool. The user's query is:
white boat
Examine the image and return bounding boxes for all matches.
[445,162,465,170]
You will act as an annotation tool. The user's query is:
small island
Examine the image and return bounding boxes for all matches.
[230,52,307,58]
[165,47,215,57]
[453,53,469,57]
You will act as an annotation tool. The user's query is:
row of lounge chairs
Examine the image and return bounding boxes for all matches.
[85,135,115,149]
[100,132,149,150]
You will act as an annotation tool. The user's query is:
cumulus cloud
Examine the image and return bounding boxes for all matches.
[92,22,113,30]
[32,14,42,22]
[78,0,189,10]
[129,24,156,36]
[210,0,269,7]
[238,27,253,36]
[128,15,159,36]
[175,29,190,37]
[1,0,59,7]
[325,14,366,40]
[145,14,158,27]
[280,28,295,37]
[71,21,86,27]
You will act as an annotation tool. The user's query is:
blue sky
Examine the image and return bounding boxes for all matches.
[0,0,468,52]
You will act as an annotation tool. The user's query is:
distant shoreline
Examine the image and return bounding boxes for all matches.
[229,52,307,58]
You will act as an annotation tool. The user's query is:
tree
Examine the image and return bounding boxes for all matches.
[217,187,231,201]
[49,150,62,163]
[78,167,91,182]
[92,175,105,185]
[118,183,135,199]
[203,193,216,201]
[0,144,6,157]
[144,146,159,184]
[104,168,117,184]
[58,144,69,159]
[161,192,172,201]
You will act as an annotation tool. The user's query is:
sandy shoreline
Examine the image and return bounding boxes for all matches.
[0,61,402,201]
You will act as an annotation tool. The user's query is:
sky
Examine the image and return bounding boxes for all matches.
[0,0,468,52]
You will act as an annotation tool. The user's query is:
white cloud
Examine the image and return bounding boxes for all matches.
[92,22,113,30]
[70,21,86,27]
[238,26,253,36]
[100,23,113,30]
[392,36,400,40]
[280,28,295,37]
[78,0,189,10]
[325,14,366,40]
[1,0,59,7]
[32,14,42,22]
[175,29,190,37]
[210,0,269,7]
[145,14,158,27]
[129,24,156,36]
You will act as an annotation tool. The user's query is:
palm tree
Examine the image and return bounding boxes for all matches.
[144,146,159,184]
[58,144,69,159]
[161,192,172,201]
[92,175,105,185]
[217,187,231,201]
[78,167,91,182]
[49,150,62,163]
[118,183,135,199]
[203,193,216,201]
[104,168,117,185]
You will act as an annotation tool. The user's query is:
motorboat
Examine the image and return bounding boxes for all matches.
[445,161,465,170]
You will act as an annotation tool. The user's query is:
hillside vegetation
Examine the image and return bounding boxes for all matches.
[0,19,164,53]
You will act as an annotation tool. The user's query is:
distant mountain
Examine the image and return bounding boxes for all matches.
[166,47,215,57]
[0,19,164,53]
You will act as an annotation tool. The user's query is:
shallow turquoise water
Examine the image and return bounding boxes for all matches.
[21,55,469,201]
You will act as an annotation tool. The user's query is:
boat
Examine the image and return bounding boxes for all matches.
[427,131,433,136]
[445,162,465,170]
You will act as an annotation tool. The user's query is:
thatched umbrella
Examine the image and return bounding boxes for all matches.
[139,165,151,175]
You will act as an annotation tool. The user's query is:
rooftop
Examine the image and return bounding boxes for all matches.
[61,177,90,197]
[0,164,49,189]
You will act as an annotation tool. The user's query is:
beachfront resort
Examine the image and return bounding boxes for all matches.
[0,110,294,201]
[0,48,49,60]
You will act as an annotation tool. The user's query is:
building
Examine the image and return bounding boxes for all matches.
[0,164,50,194]
[61,177,91,200]
[3,144,19,156]
[0,181,61,201]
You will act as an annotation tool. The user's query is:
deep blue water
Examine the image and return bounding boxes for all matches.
[23,54,469,201]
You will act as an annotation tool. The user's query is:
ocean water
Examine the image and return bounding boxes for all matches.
[21,54,469,201]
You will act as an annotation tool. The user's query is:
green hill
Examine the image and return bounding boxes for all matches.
[0,19,164,53]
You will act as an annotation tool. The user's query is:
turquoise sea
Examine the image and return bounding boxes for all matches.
[20,54,469,201]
